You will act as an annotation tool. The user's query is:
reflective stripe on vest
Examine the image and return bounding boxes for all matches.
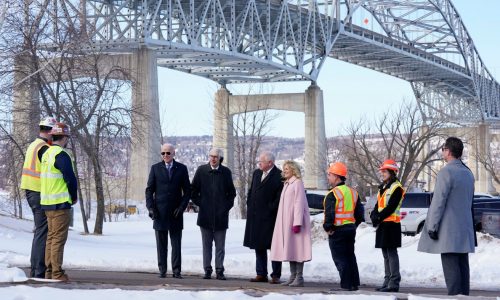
[40,146,72,206]
[324,185,358,226]
[377,181,405,223]
[20,138,48,192]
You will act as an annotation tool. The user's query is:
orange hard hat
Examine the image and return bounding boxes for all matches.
[379,159,399,172]
[327,162,348,177]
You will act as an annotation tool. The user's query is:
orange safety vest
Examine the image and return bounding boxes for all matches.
[377,181,405,223]
[324,185,358,226]
[20,138,49,192]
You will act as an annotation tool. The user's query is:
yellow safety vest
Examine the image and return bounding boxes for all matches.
[40,146,73,206]
[323,185,358,226]
[377,181,405,223]
[20,138,49,192]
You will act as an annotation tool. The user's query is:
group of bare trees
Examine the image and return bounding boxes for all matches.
[0,1,137,234]
[330,102,446,196]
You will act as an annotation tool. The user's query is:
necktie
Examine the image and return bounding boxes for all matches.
[261,171,267,182]
[167,164,172,179]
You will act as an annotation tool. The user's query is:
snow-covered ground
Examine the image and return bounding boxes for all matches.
[1,199,500,299]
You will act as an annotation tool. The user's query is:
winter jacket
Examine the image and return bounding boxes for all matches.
[145,160,191,231]
[323,182,364,232]
[191,163,236,231]
[270,176,312,262]
[243,166,283,250]
[370,178,404,248]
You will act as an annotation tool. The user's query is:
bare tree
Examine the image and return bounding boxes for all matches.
[338,101,445,194]
[0,1,137,233]
[36,52,134,234]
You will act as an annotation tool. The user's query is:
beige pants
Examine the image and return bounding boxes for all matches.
[44,209,70,279]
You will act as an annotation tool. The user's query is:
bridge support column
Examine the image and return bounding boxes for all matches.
[12,55,40,151]
[129,48,161,201]
[212,83,328,190]
[476,124,497,194]
[213,86,234,170]
[304,83,327,189]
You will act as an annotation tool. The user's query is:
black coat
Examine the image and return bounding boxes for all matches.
[145,160,191,231]
[370,179,404,248]
[243,166,283,250]
[191,163,236,231]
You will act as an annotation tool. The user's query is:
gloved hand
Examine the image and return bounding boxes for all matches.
[370,211,381,227]
[72,198,78,205]
[174,207,183,218]
[292,225,301,234]
[428,230,438,240]
[148,209,155,220]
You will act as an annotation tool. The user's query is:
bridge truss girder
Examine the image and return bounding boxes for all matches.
[15,0,500,123]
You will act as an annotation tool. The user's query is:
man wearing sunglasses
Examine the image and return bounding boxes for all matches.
[146,143,191,279]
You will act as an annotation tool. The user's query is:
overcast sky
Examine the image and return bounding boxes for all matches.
[157,0,500,138]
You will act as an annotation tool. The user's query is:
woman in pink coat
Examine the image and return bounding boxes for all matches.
[270,160,312,287]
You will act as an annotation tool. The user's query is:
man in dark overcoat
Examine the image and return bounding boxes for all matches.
[191,148,236,280]
[243,151,283,284]
[146,143,191,279]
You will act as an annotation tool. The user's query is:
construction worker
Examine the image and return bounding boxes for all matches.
[40,122,78,282]
[370,159,405,292]
[323,162,364,292]
[20,116,57,278]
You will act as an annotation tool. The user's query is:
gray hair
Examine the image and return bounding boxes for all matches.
[260,151,275,162]
[209,148,224,158]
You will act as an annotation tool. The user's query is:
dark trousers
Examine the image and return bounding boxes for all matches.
[255,249,282,278]
[441,253,470,295]
[381,247,401,289]
[328,225,360,289]
[200,227,226,273]
[155,229,182,275]
[26,190,47,278]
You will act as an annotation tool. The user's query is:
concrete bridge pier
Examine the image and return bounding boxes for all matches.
[12,55,41,151]
[304,83,328,190]
[473,123,497,195]
[213,83,328,190]
[128,48,162,201]
[213,86,234,169]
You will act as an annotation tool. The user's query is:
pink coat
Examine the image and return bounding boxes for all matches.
[270,176,312,262]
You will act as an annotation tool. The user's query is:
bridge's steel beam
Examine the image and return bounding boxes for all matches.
[28,0,500,122]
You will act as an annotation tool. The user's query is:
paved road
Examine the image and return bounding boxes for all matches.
[4,269,500,299]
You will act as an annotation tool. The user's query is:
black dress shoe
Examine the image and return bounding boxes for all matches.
[379,287,399,292]
[216,273,226,280]
[173,273,183,279]
[203,271,212,279]
[159,273,166,278]
[375,286,387,291]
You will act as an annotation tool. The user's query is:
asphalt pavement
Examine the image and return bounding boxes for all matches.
[4,269,500,299]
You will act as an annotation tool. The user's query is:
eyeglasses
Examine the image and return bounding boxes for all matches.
[161,151,171,156]
[441,146,448,151]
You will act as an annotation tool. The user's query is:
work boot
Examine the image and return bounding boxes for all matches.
[53,274,69,282]
[281,262,297,286]
[289,262,304,287]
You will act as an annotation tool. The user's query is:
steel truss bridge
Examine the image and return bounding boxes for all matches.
[13,0,500,123]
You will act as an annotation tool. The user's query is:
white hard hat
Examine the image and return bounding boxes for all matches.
[39,117,57,128]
